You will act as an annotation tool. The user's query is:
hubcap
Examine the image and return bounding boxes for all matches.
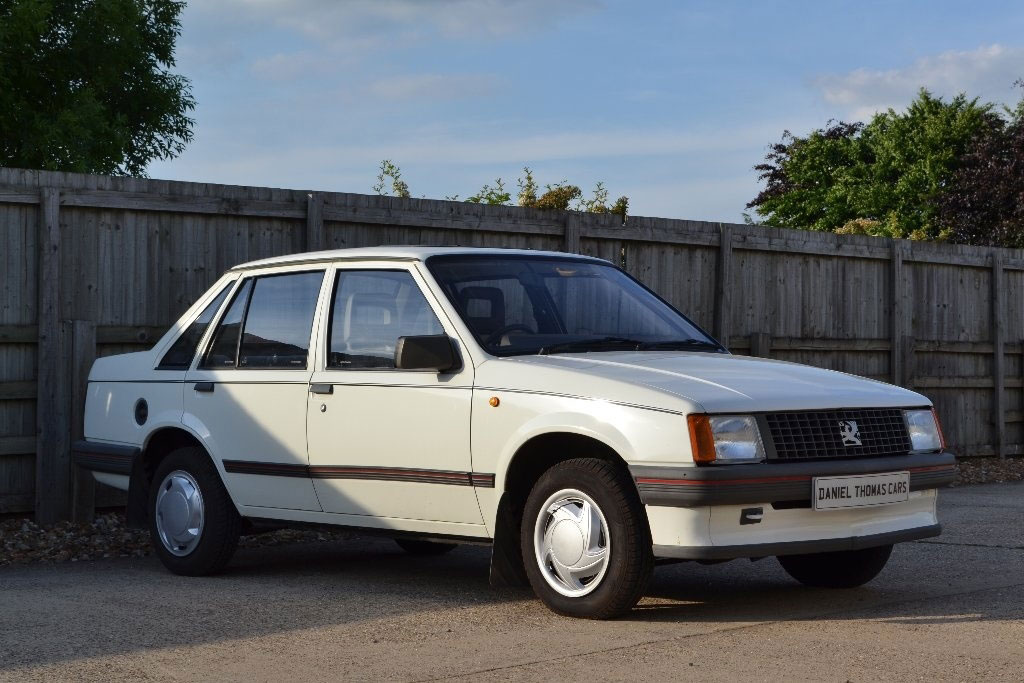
[154,470,205,556]
[533,489,610,597]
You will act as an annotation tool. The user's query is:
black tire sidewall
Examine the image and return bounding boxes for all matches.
[148,446,240,576]
[520,459,651,619]
[777,544,894,588]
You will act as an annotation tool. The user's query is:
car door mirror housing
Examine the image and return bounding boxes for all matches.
[395,335,461,372]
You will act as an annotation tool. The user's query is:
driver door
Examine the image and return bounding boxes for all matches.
[305,265,484,527]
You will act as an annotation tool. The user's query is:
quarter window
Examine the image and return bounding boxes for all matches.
[328,270,443,369]
[202,279,252,368]
[157,281,234,370]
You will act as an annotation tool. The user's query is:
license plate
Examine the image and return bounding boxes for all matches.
[813,471,910,510]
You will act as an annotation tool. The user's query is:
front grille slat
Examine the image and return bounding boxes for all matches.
[764,408,911,461]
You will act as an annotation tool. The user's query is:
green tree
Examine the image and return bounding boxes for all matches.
[938,83,1024,248]
[0,0,195,175]
[748,89,999,240]
[376,162,629,219]
[372,159,410,198]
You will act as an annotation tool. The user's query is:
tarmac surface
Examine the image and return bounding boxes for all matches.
[1,482,1022,682]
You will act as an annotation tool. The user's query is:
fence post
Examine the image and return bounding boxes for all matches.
[901,334,916,390]
[750,332,771,358]
[992,250,1005,459]
[306,192,324,252]
[71,320,96,522]
[563,212,581,254]
[35,187,72,524]
[890,241,906,385]
[714,224,733,347]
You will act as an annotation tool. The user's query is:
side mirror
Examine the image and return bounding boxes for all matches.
[395,335,460,372]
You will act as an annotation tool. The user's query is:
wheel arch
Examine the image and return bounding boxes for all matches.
[488,430,646,588]
[127,426,220,527]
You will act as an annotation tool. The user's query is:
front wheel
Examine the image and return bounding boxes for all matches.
[148,446,241,576]
[777,544,893,588]
[520,458,652,619]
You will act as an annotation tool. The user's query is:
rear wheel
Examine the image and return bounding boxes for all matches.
[520,458,652,619]
[777,544,893,588]
[395,539,456,556]
[148,446,241,576]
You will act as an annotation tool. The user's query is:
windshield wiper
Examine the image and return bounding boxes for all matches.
[635,339,723,351]
[538,336,644,355]
[537,337,723,355]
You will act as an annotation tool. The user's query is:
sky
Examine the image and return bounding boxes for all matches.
[148,0,1024,222]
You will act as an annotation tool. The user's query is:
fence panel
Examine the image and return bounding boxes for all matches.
[1,167,1021,517]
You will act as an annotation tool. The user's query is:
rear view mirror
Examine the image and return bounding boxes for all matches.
[395,335,460,372]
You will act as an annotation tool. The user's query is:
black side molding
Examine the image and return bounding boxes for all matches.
[72,440,140,475]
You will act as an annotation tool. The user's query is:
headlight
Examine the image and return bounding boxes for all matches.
[904,408,944,452]
[688,414,765,464]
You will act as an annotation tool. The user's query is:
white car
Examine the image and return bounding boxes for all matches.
[74,247,955,618]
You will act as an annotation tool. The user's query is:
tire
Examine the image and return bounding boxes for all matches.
[520,458,652,619]
[777,544,894,588]
[394,539,457,556]
[148,446,241,576]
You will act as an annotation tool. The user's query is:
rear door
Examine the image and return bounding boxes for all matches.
[185,267,329,512]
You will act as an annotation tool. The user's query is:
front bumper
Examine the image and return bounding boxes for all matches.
[653,522,941,560]
[630,452,956,507]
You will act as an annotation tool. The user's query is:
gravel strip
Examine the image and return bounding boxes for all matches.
[2,458,1021,567]
[950,455,1024,487]
[0,513,350,568]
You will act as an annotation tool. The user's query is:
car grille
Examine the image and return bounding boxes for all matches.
[764,408,911,461]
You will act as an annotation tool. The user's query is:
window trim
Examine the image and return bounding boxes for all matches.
[197,269,327,371]
[322,267,447,372]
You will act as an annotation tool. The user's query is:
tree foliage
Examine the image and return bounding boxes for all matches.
[0,0,195,176]
[374,163,629,219]
[748,89,1004,241]
[938,84,1024,248]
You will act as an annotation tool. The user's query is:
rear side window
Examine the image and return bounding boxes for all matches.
[238,272,325,368]
[328,270,443,369]
[157,282,234,370]
[200,271,324,369]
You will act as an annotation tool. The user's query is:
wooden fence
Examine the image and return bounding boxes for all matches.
[1,167,1020,522]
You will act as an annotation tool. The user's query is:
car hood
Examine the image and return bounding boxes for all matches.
[494,351,928,413]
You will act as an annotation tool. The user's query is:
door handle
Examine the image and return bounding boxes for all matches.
[193,382,214,393]
[309,383,333,395]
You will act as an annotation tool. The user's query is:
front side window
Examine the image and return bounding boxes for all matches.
[157,280,234,370]
[328,270,444,369]
[201,271,324,369]
[427,255,722,357]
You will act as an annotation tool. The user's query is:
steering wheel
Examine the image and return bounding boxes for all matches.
[484,324,536,345]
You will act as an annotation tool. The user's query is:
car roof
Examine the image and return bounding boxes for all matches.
[230,246,611,271]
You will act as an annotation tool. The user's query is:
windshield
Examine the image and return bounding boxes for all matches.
[426,254,724,356]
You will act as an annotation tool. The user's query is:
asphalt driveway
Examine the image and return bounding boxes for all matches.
[1,483,1022,682]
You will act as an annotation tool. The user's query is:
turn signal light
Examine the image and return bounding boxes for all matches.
[687,414,717,464]
[932,407,946,450]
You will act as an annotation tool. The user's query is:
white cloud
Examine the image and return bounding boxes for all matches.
[210,0,600,42]
[364,73,497,100]
[814,44,1024,119]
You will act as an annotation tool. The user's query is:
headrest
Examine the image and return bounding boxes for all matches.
[459,286,505,335]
